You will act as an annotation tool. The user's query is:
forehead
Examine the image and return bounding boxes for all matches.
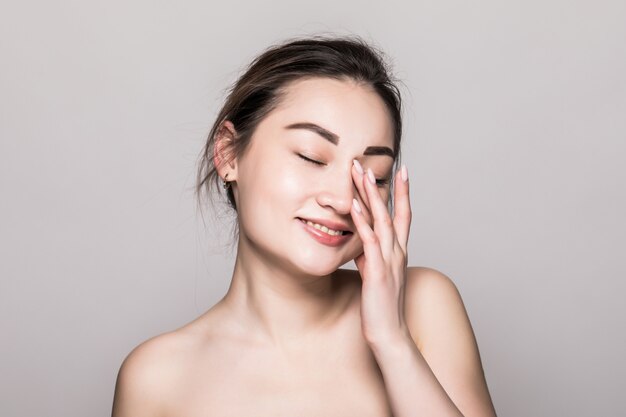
[267,77,395,149]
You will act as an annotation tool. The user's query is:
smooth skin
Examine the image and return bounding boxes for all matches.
[112,77,497,417]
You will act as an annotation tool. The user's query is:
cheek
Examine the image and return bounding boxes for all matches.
[384,188,392,203]
[247,160,308,208]
[271,158,315,196]
[277,164,302,191]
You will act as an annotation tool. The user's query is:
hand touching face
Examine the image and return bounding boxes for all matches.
[349,158,412,345]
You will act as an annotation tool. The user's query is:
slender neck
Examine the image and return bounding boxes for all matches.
[220,232,346,348]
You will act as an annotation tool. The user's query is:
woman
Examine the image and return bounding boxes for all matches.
[112,35,498,417]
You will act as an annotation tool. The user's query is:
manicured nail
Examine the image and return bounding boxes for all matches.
[401,164,408,182]
[366,168,376,185]
[353,159,363,175]
[352,198,362,213]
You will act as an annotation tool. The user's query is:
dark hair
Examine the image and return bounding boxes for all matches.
[195,34,404,242]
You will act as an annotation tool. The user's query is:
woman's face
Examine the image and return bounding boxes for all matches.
[231,77,396,276]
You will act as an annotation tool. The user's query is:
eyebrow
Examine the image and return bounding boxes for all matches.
[284,122,395,158]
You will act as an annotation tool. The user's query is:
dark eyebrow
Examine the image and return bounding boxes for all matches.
[284,122,395,158]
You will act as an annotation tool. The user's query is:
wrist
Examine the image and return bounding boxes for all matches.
[367,327,415,357]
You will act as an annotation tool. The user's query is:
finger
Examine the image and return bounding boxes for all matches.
[363,167,395,257]
[350,198,385,278]
[392,164,411,254]
[351,160,372,222]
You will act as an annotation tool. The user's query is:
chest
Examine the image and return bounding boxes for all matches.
[170,336,393,417]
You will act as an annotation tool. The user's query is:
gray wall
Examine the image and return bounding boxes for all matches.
[1,1,624,416]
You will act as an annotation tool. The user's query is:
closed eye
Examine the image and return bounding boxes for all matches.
[297,153,325,166]
[297,153,390,187]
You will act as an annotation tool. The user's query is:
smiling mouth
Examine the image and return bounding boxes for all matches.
[296,218,353,236]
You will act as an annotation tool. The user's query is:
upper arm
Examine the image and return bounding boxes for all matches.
[111,336,178,417]
[405,267,498,417]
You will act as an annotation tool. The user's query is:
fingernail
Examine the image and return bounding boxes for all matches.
[366,168,376,185]
[353,159,363,175]
[352,198,362,213]
[401,164,408,182]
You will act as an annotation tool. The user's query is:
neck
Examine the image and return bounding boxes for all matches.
[220,234,349,348]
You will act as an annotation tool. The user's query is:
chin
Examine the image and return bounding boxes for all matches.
[291,252,351,277]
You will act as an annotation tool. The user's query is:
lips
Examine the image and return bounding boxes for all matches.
[297,218,353,247]
[296,217,353,234]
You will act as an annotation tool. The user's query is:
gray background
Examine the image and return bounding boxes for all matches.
[1,1,624,416]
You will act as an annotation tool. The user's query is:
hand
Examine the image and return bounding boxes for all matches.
[349,160,412,348]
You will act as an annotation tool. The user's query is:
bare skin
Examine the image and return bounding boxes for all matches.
[112,78,496,416]
[115,269,393,417]
[112,267,495,417]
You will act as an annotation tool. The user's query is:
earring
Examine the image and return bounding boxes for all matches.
[223,173,231,190]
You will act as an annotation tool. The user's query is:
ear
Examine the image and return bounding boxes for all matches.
[213,120,239,181]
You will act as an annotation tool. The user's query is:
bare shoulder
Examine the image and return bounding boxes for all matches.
[111,331,189,417]
[404,266,474,356]
[111,320,211,417]
[405,266,498,417]
[405,265,460,295]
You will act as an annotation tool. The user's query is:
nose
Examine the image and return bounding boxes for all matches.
[315,163,357,215]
